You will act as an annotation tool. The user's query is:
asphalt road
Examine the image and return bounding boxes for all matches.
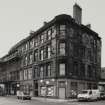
[0,96,105,105]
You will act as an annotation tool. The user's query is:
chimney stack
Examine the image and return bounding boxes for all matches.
[73,3,82,24]
[86,24,91,29]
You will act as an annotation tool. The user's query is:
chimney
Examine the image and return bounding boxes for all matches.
[73,3,82,24]
[43,21,47,25]
[86,24,91,29]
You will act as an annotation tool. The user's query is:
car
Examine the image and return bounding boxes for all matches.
[77,89,100,101]
[100,92,105,100]
[17,91,31,100]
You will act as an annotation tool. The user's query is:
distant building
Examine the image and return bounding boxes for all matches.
[0,4,101,99]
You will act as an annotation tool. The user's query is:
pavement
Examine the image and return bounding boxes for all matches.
[2,95,77,103]
[32,97,77,103]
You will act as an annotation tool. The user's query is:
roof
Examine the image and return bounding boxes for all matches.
[4,14,101,55]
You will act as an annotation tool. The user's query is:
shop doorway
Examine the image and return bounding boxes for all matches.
[34,80,38,96]
[59,88,65,99]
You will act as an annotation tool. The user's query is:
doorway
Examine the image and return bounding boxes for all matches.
[59,88,65,99]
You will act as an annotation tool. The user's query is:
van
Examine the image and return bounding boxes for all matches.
[77,89,100,101]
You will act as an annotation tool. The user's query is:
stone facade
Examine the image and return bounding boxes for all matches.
[0,5,101,99]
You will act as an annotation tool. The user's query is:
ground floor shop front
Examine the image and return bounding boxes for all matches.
[0,79,98,98]
[37,79,97,99]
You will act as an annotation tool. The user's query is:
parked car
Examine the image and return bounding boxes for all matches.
[77,89,100,101]
[17,91,31,100]
[99,92,105,100]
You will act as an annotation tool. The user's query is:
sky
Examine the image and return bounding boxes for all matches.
[0,0,105,67]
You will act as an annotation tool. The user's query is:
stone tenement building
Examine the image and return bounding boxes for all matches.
[0,4,101,99]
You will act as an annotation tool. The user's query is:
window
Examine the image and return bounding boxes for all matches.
[40,66,44,78]
[46,63,51,77]
[51,39,56,55]
[59,63,65,76]
[52,26,56,38]
[24,69,28,80]
[59,42,65,55]
[28,68,32,79]
[33,66,39,78]
[47,29,51,40]
[23,43,28,51]
[87,65,93,78]
[40,49,44,60]
[60,25,66,30]
[69,28,74,37]
[34,38,38,47]
[73,62,78,76]
[73,45,79,57]
[29,39,34,49]
[43,31,47,42]
[47,45,51,58]
[60,25,66,36]
[24,56,28,66]
[40,34,44,44]
[47,86,55,96]
[80,63,85,77]
[29,53,33,64]
[34,50,38,62]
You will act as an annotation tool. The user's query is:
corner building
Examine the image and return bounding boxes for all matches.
[0,4,101,99]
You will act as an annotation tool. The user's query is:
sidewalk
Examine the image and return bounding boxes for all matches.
[32,97,77,103]
[1,95,77,103]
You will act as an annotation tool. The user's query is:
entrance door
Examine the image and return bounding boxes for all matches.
[59,88,65,99]
[34,80,38,96]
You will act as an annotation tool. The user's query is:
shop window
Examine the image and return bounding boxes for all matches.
[59,63,65,76]
[47,86,55,96]
[59,42,65,55]
[40,86,46,96]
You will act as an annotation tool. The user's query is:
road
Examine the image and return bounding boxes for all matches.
[0,96,105,105]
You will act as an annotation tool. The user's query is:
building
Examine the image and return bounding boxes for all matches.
[98,67,105,92]
[0,4,101,99]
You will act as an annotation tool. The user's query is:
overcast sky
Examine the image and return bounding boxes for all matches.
[0,0,105,67]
